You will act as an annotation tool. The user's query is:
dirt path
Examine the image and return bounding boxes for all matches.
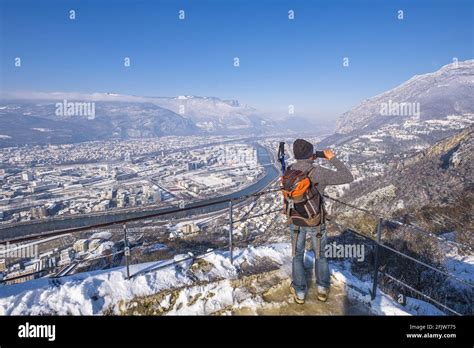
[119,256,373,316]
[232,274,371,315]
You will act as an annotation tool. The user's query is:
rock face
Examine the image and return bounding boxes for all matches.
[335,60,474,135]
[400,126,473,169]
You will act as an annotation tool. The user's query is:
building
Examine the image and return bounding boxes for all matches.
[46,202,62,216]
[30,206,48,219]
[89,239,102,251]
[117,196,126,208]
[38,251,56,270]
[23,260,38,273]
[179,223,200,234]
[29,181,58,193]
[73,239,89,253]
[22,172,33,181]
[115,171,137,181]
[142,185,153,197]
[151,191,162,203]
[188,162,203,171]
[128,195,137,207]
[4,271,37,285]
[60,248,75,265]
[93,200,110,212]
[0,259,5,272]
[101,189,113,200]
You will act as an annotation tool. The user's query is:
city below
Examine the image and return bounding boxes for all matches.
[0,136,284,284]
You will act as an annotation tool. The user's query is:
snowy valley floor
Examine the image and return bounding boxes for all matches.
[0,243,445,316]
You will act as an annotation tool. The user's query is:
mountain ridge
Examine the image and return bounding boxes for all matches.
[335,60,474,135]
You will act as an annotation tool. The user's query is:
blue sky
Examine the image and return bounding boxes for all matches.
[1,0,473,120]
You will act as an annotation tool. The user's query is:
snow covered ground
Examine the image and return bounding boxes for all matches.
[443,247,474,283]
[0,243,444,316]
[328,260,444,316]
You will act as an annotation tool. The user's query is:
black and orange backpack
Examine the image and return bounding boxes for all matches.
[281,166,325,227]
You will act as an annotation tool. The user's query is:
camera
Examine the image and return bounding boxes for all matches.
[314,150,325,159]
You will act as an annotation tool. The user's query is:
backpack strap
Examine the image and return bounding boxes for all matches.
[306,166,327,224]
[283,164,295,219]
[285,195,295,220]
[306,166,315,181]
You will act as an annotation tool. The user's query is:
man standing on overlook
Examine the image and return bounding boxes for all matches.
[282,139,353,304]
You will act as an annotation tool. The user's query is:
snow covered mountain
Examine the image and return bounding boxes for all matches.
[0,93,274,145]
[150,95,265,132]
[336,60,474,135]
[0,99,197,147]
[318,60,474,166]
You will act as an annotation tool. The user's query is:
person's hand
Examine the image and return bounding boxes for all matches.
[323,149,336,160]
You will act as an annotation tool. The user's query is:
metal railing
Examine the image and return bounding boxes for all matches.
[0,187,472,316]
[324,195,472,316]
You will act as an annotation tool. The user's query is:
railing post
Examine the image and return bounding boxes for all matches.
[371,218,383,300]
[123,224,130,280]
[228,200,233,265]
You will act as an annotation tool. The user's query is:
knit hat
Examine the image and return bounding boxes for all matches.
[293,139,314,159]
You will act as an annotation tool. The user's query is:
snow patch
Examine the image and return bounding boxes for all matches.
[0,243,440,316]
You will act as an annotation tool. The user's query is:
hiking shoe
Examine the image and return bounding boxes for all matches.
[317,285,329,302]
[290,285,305,304]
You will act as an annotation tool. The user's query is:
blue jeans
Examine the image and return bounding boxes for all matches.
[290,223,330,293]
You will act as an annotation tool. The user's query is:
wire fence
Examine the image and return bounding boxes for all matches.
[323,194,472,251]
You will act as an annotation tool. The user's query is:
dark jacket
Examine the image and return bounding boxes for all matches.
[289,157,354,194]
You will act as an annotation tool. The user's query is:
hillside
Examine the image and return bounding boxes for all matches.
[336,126,473,246]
